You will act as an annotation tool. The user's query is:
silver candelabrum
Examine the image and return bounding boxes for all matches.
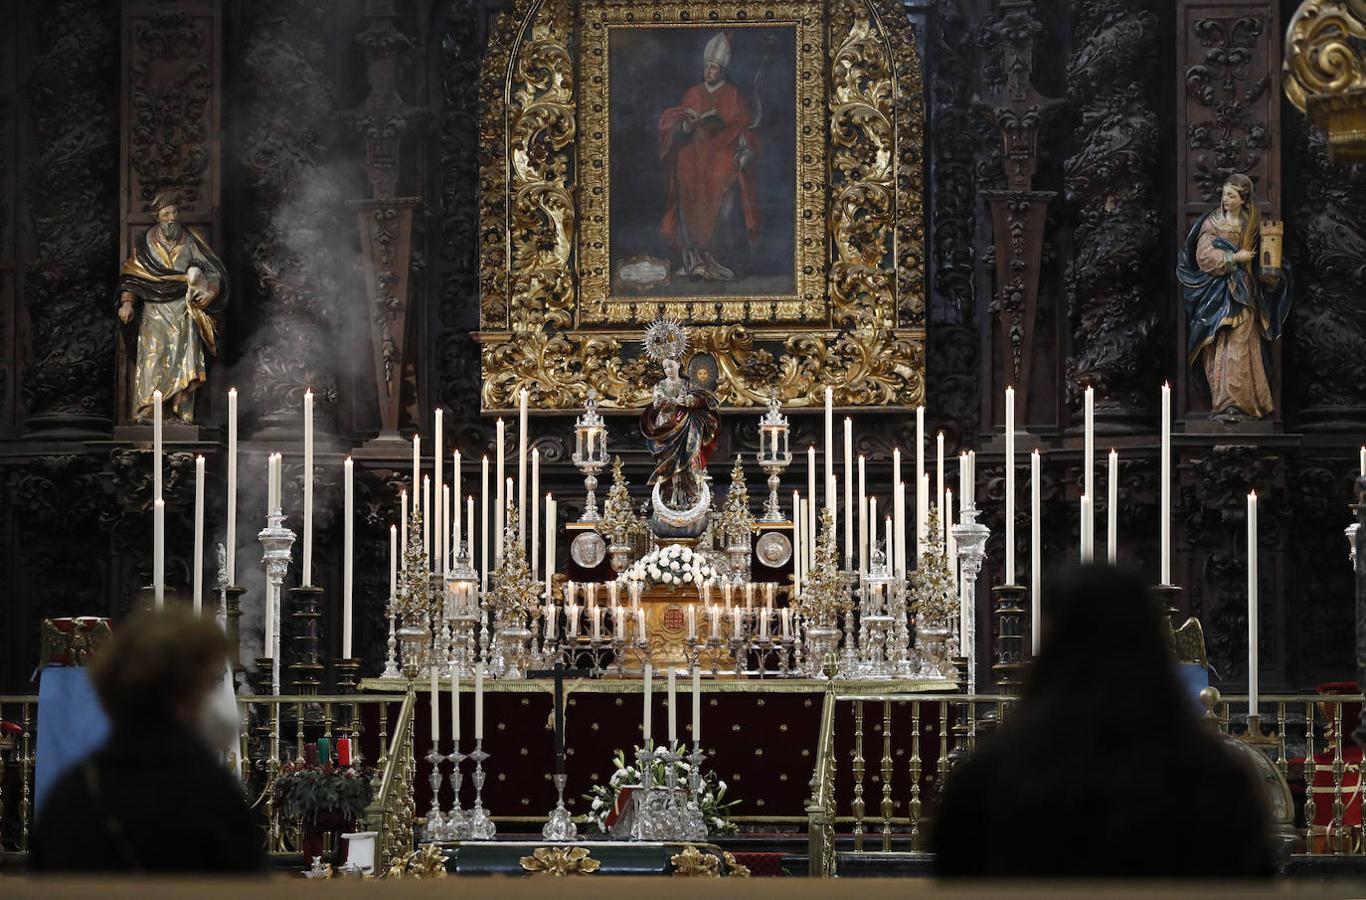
[258,507,296,696]
[571,391,609,523]
[756,392,793,523]
[465,740,496,839]
[951,504,990,694]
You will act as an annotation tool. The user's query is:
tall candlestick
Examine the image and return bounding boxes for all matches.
[1031,450,1041,656]
[452,667,461,742]
[468,494,475,568]
[531,448,540,577]
[389,524,397,603]
[824,387,834,520]
[857,455,867,573]
[917,473,930,560]
[518,389,528,548]
[1161,383,1172,585]
[193,456,205,613]
[884,517,892,575]
[412,433,420,494]
[474,663,485,740]
[399,489,408,558]
[423,475,431,562]
[442,485,450,576]
[1005,386,1016,584]
[667,668,678,746]
[1248,490,1258,721]
[544,494,556,601]
[915,406,925,491]
[1361,446,1366,479]
[691,665,701,747]
[495,419,505,564]
[303,389,314,586]
[792,490,803,596]
[430,665,440,740]
[267,453,277,514]
[434,408,443,573]
[153,389,163,501]
[453,450,462,557]
[946,490,959,598]
[807,445,817,550]
[843,417,853,567]
[153,496,165,606]
[481,456,489,592]
[1080,494,1092,563]
[227,387,237,584]
[1107,449,1118,565]
[894,479,906,580]
[1084,385,1094,544]
[868,497,877,565]
[642,663,653,747]
[936,431,945,514]
[893,446,903,564]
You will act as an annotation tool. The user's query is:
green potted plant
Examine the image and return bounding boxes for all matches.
[275,760,374,863]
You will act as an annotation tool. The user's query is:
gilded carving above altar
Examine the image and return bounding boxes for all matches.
[477,0,925,411]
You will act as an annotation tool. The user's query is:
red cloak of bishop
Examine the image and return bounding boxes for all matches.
[658,81,762,253]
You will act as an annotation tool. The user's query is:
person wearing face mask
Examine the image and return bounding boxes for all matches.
[31,607,264,872]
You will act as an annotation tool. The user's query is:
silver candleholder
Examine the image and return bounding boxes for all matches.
[756,392,793,523]
[571,391,609,523]
[465,741,496,839]
[447,745,468,839]
[382,611,400,679]
[423,743,447,842]
[542,773,577,841]
[952,504,990,694]
[258,508,296,696]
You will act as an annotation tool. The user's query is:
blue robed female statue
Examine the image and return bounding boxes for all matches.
[1177,174,1291,422]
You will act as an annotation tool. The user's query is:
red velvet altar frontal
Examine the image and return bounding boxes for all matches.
[358,682,951,825]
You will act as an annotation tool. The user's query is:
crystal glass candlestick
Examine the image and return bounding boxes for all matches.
[571,391,609,523]
[465,742,496,839]
[756,392,793,522]
[952,505,990,694]
[684,747,708,840]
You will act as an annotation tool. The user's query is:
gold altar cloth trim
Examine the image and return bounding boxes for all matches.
[359,676,949,694]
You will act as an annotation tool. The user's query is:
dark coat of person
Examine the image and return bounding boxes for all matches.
[31,716,263,873]
[933,565,1274,879]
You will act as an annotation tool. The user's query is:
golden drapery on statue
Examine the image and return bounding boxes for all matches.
[116,193,228,423]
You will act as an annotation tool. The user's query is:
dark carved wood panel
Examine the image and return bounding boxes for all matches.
[20,0,120,433]
[1064,0,1162,426]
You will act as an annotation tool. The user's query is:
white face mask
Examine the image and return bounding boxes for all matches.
[195,669,241,756]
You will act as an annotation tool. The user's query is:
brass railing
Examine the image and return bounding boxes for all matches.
[0,695,38,854]
[235,691,413,868]
[805,690,1366,876]
[0,691,416,869]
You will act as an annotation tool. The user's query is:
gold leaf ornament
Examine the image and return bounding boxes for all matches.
[519,845,602,876]
[670,844,721,878]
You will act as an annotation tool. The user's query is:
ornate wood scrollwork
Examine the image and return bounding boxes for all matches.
[477,0,925,411]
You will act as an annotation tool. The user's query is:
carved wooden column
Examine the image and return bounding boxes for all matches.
[1175,0,1283,429]
[975,0,1061,433]
[116,0,222,433]
[350,0,423,448]
[0,3,16,437]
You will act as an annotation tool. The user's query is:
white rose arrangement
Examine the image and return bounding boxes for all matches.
[626,544,716,589]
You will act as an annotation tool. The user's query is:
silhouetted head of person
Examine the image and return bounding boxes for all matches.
[1026,564,1193,734]
[90,606,231,730]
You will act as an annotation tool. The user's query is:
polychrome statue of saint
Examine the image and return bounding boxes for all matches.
[657,31,761,282]
[639,318,719,517]
[116,192,228,424]
[1177,174,1291,422]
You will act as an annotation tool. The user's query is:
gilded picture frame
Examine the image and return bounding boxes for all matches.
[477,0,925,412]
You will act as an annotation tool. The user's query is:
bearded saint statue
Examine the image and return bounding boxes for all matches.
[1177,174,1291,421]
[639,318,719,513]
[116,193,228,423]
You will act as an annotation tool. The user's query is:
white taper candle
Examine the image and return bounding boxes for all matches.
[226,387,237,583]
[193,455,205,613]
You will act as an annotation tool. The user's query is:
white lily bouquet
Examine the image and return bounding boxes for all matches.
[627,544,717,590]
